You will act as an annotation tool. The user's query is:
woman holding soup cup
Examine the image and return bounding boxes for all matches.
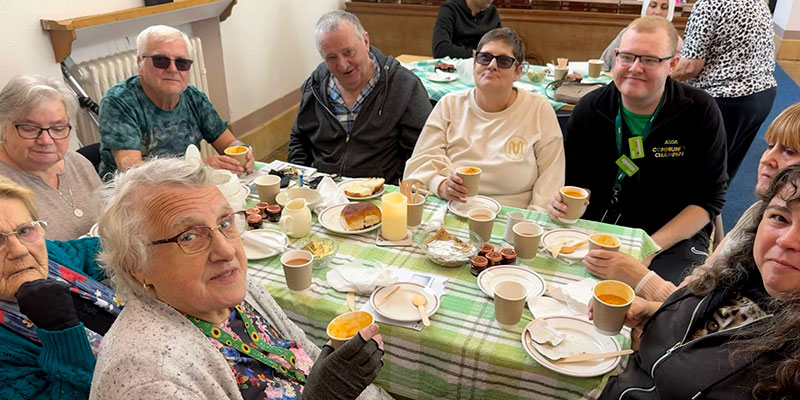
[404,28,564,210]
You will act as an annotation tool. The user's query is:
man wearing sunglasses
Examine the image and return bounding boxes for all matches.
[289,11,431,184]
[97,25,253,179]
[548,16,728,285]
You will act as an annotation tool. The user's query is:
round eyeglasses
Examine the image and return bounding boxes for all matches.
[149,211,247,254]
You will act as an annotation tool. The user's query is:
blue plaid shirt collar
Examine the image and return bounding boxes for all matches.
[327,52,380,133]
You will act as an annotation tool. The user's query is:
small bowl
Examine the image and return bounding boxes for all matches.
[294,236,339,268]
[326,310,374,349]
[417,228,483,267]
[275,187,323,210]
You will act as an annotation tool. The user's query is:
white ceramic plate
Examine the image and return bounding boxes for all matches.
[338,179,386,200]
[541,229,591,260]
[370,282,440,322]
[447,195,501,218]
[477,266,546,299]
[318,203,382,235]
[240,229,288,260]
[521,316,622,377]
[426,72,458,82]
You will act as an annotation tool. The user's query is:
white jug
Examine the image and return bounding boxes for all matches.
[279,198,311,238]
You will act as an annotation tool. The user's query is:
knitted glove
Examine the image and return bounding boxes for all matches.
[16,279,80,331]
[302,332,384,400]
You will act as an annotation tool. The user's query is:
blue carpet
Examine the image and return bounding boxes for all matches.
[721,64,800,231]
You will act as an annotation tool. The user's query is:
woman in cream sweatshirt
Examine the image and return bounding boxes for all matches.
[404,28,564,210]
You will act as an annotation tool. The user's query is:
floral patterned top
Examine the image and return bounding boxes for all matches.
[206,301,314,400]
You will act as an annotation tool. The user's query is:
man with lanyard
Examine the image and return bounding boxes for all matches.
[548,16,727,285]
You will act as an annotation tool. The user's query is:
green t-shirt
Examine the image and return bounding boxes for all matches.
[621,105,652,136]
[97,76,227,179]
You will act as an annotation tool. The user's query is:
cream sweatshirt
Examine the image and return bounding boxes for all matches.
[404,88,564,210]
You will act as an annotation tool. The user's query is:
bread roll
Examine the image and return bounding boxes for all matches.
[340,203,382,231]
[344,178,385,197]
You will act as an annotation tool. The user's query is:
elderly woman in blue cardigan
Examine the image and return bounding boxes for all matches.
[0,176,121,399]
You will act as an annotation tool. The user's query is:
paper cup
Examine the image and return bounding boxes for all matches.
[280,250,314,292]
[406,190,429,227]
[326,311,374,349]
[553,67,569,81]
[494,280,528,329]
[468,207,496,242]
[592,280,634,335]
[503,211,526,244]
[456,166,481,197]
[559,186,588,224]
[255,174,281,204]
[223,145,249,166]
[589,233,621,251]
[513,221,543,259]
[588,59,603,78]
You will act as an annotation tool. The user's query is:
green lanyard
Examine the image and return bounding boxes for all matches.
[612,91,666,189]
[187,304,306,383]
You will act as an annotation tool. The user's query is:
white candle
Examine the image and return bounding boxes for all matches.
[381,192,407,241]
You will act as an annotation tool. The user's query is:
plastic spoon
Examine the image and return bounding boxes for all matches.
[346,292,356,312]
[559,240,588,255]
[412,295,430,326]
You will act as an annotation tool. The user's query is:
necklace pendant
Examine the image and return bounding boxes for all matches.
[74,208,84,218]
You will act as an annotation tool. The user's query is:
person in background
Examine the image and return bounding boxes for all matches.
[98,25,253,179]
[671,0,777,182]
[0,176,121,400]
[90,158,389,400]
[584,103,800,302]
[0,75,102,240]
[600,0,683,71]
[405,28,564,210]
[599,164,800,399]
[432,0,502,59]
[289,11,431,184]
[549,17,727,285]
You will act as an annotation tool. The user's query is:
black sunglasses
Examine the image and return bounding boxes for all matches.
[475,52,518,69]
[143,55,193,71]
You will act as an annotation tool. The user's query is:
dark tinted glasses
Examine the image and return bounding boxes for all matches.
[475,52,518,69]
[143,55,193,71]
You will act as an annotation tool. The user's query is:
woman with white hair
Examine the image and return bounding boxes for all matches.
[599,0,683,71]
[90,158,389,400]
[0,74,102,240]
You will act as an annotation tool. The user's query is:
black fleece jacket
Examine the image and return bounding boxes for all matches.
[432,0,501,59]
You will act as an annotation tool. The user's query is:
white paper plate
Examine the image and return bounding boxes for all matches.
[370,282,440,322]
[338,179,386,200]
[521,316,622,377]
[240,229,288,260]
[426,72,458,82]
[318,203,382,235]
[447,195,501,218]
[477,266,546,299]
[541,229,591,260]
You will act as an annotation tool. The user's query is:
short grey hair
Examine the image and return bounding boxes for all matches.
[136,25,193,59]
[477,28,526,64]
[97,158,216,300]
[0,75,78,143]
[314,10,367,54]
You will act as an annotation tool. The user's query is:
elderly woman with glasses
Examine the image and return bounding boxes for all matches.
[0,74,103,240]
[404,27,564,210]
[90,158,389,400]
[0,176,121,399]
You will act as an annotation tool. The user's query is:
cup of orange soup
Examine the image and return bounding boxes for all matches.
[456,166,482,197]
[326,311,374,349]
[592,280,634,335]
[588,233,621,251]
[224,145,249,166]
[559,186,588,224]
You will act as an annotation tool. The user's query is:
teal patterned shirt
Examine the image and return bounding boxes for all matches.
[97,76,227,179]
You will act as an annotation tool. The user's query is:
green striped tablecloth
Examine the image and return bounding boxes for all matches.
[247,186,659,400]
[407,58,613,111]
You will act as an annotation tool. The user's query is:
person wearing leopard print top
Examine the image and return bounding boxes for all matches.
[672,0,777,181]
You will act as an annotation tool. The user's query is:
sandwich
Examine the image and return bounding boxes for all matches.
[344,178,385,197]
[340,203,382,231]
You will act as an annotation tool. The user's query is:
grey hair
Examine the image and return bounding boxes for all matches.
[0,75,78,143]
[96,157,216,300]
[477,28,526,64]
[314,10,367,54]
[136,25,193,61]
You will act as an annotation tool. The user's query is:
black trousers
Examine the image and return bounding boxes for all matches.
[715,86,777,181]
[649,229,710,285]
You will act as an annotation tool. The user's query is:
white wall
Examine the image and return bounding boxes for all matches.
[220,0,344,122]
[775,0,800,33]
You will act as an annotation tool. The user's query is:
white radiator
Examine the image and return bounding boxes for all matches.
[70,37,217,159]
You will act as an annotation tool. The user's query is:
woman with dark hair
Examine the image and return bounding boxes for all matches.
[599,164,800,399]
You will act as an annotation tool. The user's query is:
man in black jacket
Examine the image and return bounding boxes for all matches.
[432,0,501,59]
[289,11,432,183]
[547,16,728,284]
